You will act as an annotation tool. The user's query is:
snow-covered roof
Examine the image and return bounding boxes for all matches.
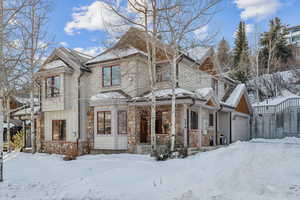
[143,88,194,99]
[43,60,67,70]
[252,92,299,107]
[195,87,213,99]
[225,84,247,107]
[13,106,40,116]
[186,46,212,63]
[86,47,146,64]
[15,97,39,105]
[90,92,128,101]
[3,123,16,129]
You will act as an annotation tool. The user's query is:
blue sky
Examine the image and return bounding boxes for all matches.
[48,0,300,56]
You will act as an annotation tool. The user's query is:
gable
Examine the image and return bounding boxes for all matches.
[236,95,250,115]
[199,57,218,75]
[206,99,217,107]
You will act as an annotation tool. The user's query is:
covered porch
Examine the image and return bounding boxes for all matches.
[128,95,221,154]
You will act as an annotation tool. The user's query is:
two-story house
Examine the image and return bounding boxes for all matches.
[35,28,252,155]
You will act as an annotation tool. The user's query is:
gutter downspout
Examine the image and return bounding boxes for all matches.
[77,72,84,155]
[215,105,223,146]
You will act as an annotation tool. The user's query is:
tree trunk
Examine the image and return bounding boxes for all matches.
[170,55,176,152]
[30,90,36,153]
[6,96,10,152]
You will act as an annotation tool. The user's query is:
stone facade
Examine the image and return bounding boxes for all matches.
[40,141,90,155]
[127,105,184,153]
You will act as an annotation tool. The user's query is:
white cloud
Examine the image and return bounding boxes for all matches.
[64,1,121,35]
[74,46,104,56]
[245,24,254,33]
[194,25,209,40]
[235,0,282,20]
[59,42,69,47]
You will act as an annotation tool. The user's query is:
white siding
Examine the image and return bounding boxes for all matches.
[44,110,78,142]
[93,105,128,150]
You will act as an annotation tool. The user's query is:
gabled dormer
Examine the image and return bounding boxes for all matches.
[36,47,91,111]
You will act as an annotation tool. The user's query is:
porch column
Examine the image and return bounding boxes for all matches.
[183,104,188,148]
[198,106,203,148]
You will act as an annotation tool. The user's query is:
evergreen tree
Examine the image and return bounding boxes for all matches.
[232,21,251,82]
[260,17,292,73]
[217,38,231,72]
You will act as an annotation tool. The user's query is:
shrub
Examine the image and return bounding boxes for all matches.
[11,131,24,150]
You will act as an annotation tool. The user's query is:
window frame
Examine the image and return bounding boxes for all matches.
[155,110,170,134]
[45,75,60,98]
[97,111,111,135]
[156,64,171,82]
[118,110,127,134]
[102,66,121,87]
[191,111,199,130]
[52,120,66,141]
[209,113,214,127]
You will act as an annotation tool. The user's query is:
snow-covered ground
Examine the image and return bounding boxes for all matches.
[1,138,300,200]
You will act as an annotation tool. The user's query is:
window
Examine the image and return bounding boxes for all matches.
[155,111,170,134]
[191,111,198,129]
[52,120,66,141]
[46,76,60,98]
[102,66,121,87]
[118,111,127,134]
[211,78,218,95]
[209,113,214,127]
[156,65,171,82]
[97,111,111,134]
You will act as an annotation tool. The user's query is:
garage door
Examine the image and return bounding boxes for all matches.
[232,115,249,142]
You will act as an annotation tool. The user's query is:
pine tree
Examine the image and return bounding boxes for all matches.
[217,38,231,72]
[232,21,251,82]
[260,17,292,73]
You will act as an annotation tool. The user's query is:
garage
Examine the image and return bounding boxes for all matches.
[232,114,250,142]
[224,84,253,143]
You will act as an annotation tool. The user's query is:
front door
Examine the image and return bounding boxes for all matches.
[140,111,148,143]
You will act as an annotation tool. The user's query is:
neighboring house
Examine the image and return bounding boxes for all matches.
[35,28,252,155]
[286,25,300,62]
[252,94,300,139]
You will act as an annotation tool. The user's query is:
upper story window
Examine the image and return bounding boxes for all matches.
[46,76,60,98]
[156,65,171,82]
[102,66,121,87]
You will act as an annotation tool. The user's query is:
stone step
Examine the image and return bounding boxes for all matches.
[90,149,127,154]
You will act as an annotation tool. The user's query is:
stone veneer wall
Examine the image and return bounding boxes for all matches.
[127,105,184,153]
[41,141,89,155]
[87,106,94,151]
[201,130,216,146]
[189,130,200,148]
[36,113,44,152]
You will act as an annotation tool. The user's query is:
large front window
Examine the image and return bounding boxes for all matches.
[52,120,66,141]
[97,111,111,134]
[46,76,60,98]
[155,111,170,134]
[191,111,198,129]
[102,66,121,87]
[118,111,127,134]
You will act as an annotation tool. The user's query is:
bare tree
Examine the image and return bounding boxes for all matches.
[18,0,52,153]
[158,0,221,151]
